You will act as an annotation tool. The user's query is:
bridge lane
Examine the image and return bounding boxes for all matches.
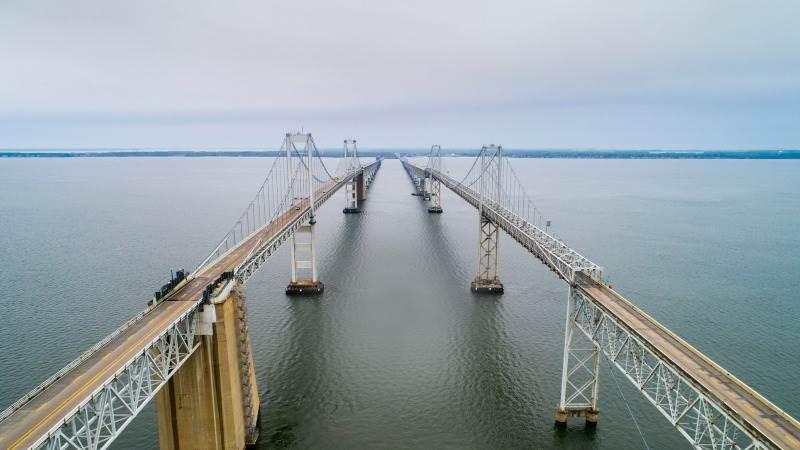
[575,272,800,450]
[0,168,358,448]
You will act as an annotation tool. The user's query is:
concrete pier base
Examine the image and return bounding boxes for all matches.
[427,206,443,214]
[156,288,260,450]
[554,408,599,428]
[470,279,504,294]
[286,280,324,296]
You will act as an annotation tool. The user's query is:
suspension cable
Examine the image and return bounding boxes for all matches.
[607,358,651,450]
[313,146,341,180]
[291,146,330,184]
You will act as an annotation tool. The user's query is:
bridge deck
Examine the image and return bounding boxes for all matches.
[576,273,800,450]
[0,176,344,449]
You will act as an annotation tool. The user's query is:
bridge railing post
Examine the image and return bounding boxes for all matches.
[556,285,600,427]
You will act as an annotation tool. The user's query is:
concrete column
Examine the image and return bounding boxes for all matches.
[356,173,367,201]
[286,223,324,295]
[156,335,223,449]
[156,287,260,449]
[343,178,359,214]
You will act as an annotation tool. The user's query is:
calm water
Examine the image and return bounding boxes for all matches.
[0,157,798,449]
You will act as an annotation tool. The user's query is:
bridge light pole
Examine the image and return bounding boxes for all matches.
[471,145,504,294]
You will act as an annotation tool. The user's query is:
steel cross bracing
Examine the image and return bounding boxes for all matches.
[0,134,381,450]
[35,308,199,450]
[568,279,770,450]
[424,145,443,210]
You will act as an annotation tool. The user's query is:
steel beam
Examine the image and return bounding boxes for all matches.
[568,285,769,450]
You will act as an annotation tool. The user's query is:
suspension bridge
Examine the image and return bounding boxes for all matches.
[0,136,797,450]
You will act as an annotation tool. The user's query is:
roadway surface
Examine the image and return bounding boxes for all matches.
[0,170,356,449]
[575,272,800,450]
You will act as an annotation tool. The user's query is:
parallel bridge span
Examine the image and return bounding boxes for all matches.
[401,150,800,450]
[0,133,381,450]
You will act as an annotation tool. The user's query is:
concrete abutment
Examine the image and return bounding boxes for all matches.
[156,285,260,450]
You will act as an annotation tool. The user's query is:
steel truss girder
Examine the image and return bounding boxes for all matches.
[569,287,768,450]
[33,308,200,450]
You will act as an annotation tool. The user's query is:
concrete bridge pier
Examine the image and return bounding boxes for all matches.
[344,172,368,214]
[426,145,443,213]
[422,177,431,201]
[343,175,360,214]
[286,220,324,295]
[155,283,260,449]
[555,285,600,428]
[357,172,368,202]
[411,175,426,197]
[471,214,504,293]
[427,175,442,214]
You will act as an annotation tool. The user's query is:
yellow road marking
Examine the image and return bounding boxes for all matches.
[9,305,188,449]
[33,402,49,412]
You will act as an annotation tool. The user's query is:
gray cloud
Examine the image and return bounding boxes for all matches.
[1,0,798,149]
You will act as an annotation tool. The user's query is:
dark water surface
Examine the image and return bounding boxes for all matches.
[0,158,798,449]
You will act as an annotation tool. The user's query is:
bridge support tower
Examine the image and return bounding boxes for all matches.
[555,285,599,427]
[471,145,504,293]
[427,145,443,213]
[286,221,324,294]
[155,283,260,449]
[343,139,362,214]
[470,214,504,293]
[284,133,324,295]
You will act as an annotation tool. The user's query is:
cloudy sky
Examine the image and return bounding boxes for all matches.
[1,0,798,149]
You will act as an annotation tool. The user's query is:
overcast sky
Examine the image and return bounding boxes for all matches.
[1,0,798,149]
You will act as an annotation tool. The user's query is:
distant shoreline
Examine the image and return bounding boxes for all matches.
[1,150,799,159]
